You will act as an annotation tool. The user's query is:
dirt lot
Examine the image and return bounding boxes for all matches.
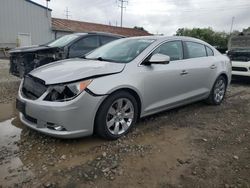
[0,59,250,188]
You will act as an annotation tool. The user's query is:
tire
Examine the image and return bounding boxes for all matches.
[95,91,139,140]
[206,75,227,105]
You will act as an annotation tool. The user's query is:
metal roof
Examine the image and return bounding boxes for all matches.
[25,0,52,11]
[52,18,151,37]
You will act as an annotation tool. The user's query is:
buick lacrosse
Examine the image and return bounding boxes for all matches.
[16,36,231,139]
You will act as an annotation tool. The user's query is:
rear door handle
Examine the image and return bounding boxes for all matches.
[210,64,217,69]
[180,70,188,75]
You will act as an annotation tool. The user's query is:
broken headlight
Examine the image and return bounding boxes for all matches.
[44,80,92,102]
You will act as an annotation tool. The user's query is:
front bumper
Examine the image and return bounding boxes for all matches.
[232,61,250,77]
[17,84,106,138]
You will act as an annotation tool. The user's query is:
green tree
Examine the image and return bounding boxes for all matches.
[175,27,229,50]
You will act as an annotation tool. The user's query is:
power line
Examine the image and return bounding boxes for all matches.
[118,0,128,27]
[65,7,71,19]
[126,4,250,14]
[129,0,249,4]
[45,0,50,17]
[229,16,235,35]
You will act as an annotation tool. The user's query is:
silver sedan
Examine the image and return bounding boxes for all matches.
[16,36,231,139]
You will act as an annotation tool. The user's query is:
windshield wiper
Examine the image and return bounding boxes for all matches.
[96,57,106,61]
[84,56,116,62]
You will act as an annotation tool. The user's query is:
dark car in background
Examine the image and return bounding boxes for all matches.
[9,32,123,77]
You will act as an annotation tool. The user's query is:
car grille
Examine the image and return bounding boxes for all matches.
[232,67,248,72]
[22,75,47,100]
[230,57,250,62]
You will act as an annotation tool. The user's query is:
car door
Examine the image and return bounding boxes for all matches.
[182,41,218,96]
[68,35,99,58]
[141,40,195,115]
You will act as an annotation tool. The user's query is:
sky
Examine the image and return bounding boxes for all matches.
[33,0,250,35]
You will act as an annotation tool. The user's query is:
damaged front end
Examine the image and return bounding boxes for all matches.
[227,49,250,62]
[9,47,65,78]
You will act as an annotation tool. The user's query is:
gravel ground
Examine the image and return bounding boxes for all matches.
[0,60,250,188]
[0,59,20,103]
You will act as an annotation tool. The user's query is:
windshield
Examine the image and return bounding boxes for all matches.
[47,34,80,47]
[86,38,155,63]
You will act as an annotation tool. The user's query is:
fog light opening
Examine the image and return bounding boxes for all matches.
[47,122,66,131]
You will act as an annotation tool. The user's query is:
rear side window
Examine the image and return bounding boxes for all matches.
[185,42,207,58]
[206,46,214,56]
[152,41,183,61]
[100,36,118,45]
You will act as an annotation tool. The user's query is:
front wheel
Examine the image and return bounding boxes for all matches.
[95,91,138,140]
[206,75,227,105]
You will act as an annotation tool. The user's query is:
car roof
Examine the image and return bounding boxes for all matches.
[73,32,125,38]
[127,35,210,44]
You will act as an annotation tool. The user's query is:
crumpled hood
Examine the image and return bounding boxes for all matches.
[29,58,125,85]
[9,45,59,54]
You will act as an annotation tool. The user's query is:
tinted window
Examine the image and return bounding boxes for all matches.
[69,36,99,58]
[47,34,79,47]
[100,36,118,45]
[152,41,183,61]
[71,36,99,50]
[185,42,207,58]
[206,46,214,56]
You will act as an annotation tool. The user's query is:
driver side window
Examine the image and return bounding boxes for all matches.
[152,41,183,61]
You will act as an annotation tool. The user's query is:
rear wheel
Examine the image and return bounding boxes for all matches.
[206,75,227,105]
[95,91,138,140]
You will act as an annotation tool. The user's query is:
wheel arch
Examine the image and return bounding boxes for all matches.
[218,73,229,87]
[114,88,142,118]
[93,87,142,136]
[95,87,142,120]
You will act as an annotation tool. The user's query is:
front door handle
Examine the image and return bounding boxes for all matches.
[180,70,188,75]
[210,64,217,69]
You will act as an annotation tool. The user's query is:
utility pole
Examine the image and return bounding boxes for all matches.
[45,0,50,17]
[118,0,128,27]
[65,7,71,19]
[229,16,235,35]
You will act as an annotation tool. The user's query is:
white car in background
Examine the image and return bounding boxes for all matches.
[227,35,250,77]
[231,59,250,77]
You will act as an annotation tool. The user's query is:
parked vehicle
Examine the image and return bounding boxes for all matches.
[9,32,123,77]
[16,36,231,139]
[227,34,250,77]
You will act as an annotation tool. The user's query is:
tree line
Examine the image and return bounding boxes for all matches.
[175,27,250,53]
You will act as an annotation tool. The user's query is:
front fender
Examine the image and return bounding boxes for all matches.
[87,71,144,106]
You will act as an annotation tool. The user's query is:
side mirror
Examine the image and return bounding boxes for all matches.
[147,53,170,65]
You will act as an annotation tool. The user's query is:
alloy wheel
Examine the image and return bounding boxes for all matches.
[213,78,226,103]
[106,98,134,135]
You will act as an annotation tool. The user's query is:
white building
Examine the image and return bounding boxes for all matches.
[0,0,150,57]
[0,0,53,48]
